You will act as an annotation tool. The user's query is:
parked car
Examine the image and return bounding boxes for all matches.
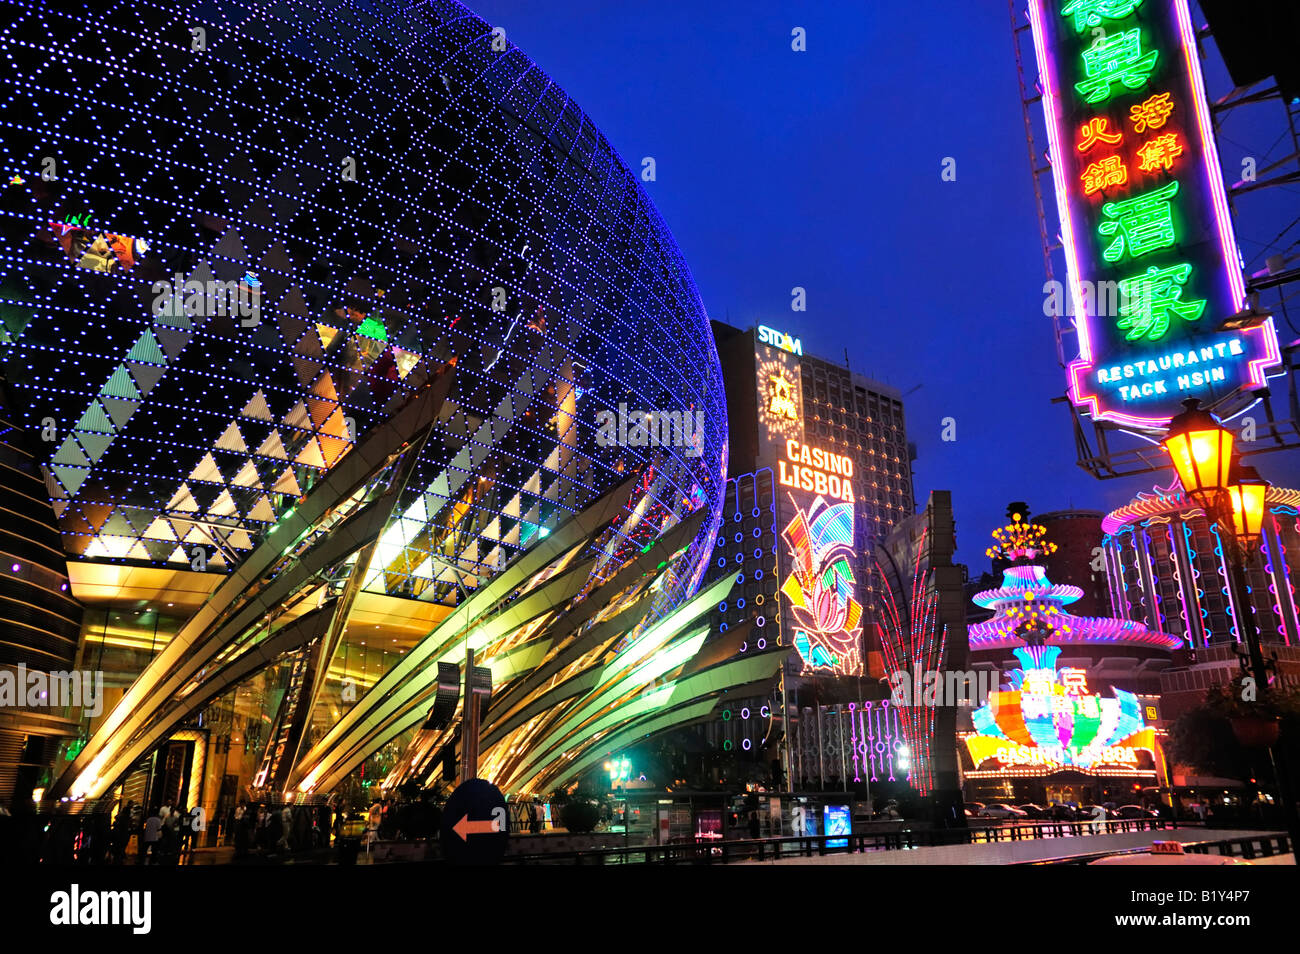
[1117,804,1160,819]
[1015,804,1047,819]
[978,803,1029,819]
[964,802,985,814]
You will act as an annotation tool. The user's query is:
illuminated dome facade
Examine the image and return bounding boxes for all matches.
[0,0,726,617]
[0,0,744,805]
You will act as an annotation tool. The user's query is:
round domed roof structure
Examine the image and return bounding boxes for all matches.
[0,0,727,621]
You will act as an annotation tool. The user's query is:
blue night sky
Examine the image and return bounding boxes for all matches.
[469,0,1300,571]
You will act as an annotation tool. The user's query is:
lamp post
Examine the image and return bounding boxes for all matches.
[1162,399,1298,858]
[1221,462,1272,691]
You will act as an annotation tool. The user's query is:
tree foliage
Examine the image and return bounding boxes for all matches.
[1165,677,1300,790]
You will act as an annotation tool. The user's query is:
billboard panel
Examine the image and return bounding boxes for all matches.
[754,335,864,677]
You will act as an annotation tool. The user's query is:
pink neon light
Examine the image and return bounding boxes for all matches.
[967,614,1182,651]
[1264,513,1299,646]
[1027,0,1090,363]
[1103,484,1300,534]
[1028,0,1284,430]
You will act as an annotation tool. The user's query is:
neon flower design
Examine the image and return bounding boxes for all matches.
[781,494,862,675]
[985,506,1057,563]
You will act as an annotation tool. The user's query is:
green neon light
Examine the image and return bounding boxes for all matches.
[1071,700,1103,749]
[356,315,388,341]
[601,573,734,681]
[1116,263,1206,341]
[1060,0,1144,33]
[531,652,787,790]
[1074,28,1157,105]
[520,629,709,776]
[1098,180,1180,262]
[538,699,718,791]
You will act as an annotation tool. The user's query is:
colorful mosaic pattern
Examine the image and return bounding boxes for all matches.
[781,495,863,675]
[0,0,727,620]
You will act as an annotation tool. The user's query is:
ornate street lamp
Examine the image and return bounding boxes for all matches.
[1162,406,1296,859]
[1161,398,1234,511]
[1225,462,1269,549]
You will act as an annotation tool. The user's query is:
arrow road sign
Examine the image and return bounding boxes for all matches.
[441,778,508,865]
[452,812,503,841]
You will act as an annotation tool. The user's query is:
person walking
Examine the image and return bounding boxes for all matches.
[278,806,293,852]
[255,805,272,851]
[160,808,180,865]
[233,803,250,859]
[142,808,163,865]
[110,801,133,864]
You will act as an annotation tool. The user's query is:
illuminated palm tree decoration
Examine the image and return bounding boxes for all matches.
[985,502,1058,565]
[875,529,947,795]
[984,503,1066,646]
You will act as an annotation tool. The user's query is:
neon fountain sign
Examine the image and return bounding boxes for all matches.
[965,510,1163,774]
[966,646,1155,772]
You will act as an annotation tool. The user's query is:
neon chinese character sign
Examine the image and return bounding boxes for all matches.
[1030,0,1281,428]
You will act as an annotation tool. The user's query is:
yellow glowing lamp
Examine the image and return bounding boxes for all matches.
[1225,463,1269,546]
[1162,399,1233,511]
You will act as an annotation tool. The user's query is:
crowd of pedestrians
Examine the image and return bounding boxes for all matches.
[227,802,339,858]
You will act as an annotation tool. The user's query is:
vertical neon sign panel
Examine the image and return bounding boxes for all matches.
[780,494,864,675]
[1029,0,1281,429]
[755,331,865,678]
